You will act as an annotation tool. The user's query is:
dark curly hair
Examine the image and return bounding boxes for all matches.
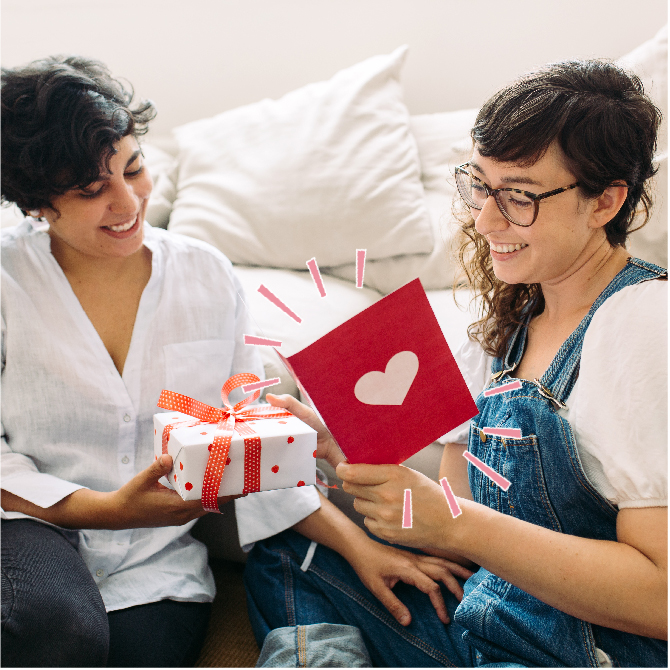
[456,59,662,358]
[1,55,156,214]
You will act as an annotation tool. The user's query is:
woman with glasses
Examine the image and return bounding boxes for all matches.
[248,59,667,667]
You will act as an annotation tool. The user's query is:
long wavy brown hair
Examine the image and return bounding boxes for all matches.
[454,60,662,359]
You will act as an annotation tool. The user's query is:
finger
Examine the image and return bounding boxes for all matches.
[139,453,173,487]
[402,570,450,624]
[341,480,379,502]
[352,496,382,520]
[366,579,412,626]
[418,562,466,602]
[266,394,317,425]
[418,556,475,580]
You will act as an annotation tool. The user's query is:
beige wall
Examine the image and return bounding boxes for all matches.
[2,0,667,136]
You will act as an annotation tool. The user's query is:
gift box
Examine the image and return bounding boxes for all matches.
[155,374,316,511]
[276,278,478,465]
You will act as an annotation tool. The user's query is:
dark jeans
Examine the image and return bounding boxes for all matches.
[1,519,210,667]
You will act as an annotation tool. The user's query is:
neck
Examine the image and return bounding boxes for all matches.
[538,237,630,324]
[49,232,150,284]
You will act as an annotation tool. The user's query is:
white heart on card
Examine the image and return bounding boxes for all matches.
[354,351,419,406]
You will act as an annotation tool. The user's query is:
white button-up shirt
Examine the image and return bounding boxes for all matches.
[1,221,320,611]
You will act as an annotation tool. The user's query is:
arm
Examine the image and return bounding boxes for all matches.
[337,462,668,640]
[293,491,473,626]
[2,454,238,529]
[423,442,477,568]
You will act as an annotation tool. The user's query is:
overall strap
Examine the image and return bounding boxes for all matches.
[543,258,666,402]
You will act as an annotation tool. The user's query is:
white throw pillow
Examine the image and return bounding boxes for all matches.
[326,109,477,293]
[168,46,432,269]
[617,25,667,269]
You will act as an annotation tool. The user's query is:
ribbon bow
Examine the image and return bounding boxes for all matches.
[158,373,292,512]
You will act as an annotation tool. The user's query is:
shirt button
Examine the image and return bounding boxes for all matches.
[123,414,132,422]
[121,456,130,464]
[96,569,104,577]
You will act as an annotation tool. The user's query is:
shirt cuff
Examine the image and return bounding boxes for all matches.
[234,485,321,548]
[1,472,86,508]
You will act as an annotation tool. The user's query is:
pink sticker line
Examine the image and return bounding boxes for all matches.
[242,377,281,393]
[306,257,327,298]
[483,380,522,397]
[463,451,511,491]
[439,477,462,518]
[482,427,522,439]
[356,249,366,288]
[402,489,413,528]
[258,285,302,323]
[244,334,283,347]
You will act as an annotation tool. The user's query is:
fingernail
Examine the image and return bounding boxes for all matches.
[399,614,410,625]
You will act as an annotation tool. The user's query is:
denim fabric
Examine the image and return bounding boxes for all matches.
[256,623,372,667]
[246,529,530,667]
[457,258,668,668]
[245,258,667,668]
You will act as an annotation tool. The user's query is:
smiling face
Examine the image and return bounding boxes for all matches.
[469,142,607,288]
[42,134,153,262]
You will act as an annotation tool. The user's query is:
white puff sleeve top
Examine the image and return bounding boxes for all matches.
[441,280,667,510]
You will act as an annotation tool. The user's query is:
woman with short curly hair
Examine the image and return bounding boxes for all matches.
[0,55,260,667]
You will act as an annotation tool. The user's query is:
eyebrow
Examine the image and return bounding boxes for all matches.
[96,149,143,181]
[469,160,544,187]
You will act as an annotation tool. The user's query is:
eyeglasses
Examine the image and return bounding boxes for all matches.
[454,163,580,227]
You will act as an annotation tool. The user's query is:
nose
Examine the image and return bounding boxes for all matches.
[108,179,139,216]
[474,194,510,237]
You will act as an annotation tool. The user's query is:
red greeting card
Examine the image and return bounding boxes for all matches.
[276,278,478,464]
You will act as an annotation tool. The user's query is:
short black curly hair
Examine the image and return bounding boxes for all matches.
[1,55,156,214]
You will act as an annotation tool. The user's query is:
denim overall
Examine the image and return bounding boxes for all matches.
[453,258,668,668]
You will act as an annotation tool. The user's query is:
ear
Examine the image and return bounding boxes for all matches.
[589,182,629,229]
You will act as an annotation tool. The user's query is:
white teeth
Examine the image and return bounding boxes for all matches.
[490,242,528,254]
[106,218,136,232]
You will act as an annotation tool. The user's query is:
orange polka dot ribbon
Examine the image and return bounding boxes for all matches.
[157,374,292,513]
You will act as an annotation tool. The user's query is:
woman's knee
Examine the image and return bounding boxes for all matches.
[1,520,109,666]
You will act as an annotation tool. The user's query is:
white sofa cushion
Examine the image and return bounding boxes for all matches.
[326,109,477,293]
[618,25,667,269]
[168,46,433,269]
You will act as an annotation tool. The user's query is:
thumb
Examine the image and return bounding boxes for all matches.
[145,453,173,482]
[266,393,311,422]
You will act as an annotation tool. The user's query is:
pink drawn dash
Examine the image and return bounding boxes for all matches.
[483,380,522,397]
[439,477,462,518]
[306,257,327,298]
[244,335,283,347]
[463,452,511,491]
[483,427,522,439]
[258,285,302,323]
[356,249,366,288]
[242,377,281,393]
[402,489,413,528]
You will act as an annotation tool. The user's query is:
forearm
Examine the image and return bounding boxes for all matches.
[293,491,370,564]
[450,499,667,639]
[1,488,114,529]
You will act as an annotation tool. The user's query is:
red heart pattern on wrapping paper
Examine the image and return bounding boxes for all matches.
[287,436,294,444]
[271,465,279,473]
[185,482,193,491]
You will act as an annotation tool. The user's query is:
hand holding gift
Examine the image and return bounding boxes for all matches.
[106,454,241,529]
